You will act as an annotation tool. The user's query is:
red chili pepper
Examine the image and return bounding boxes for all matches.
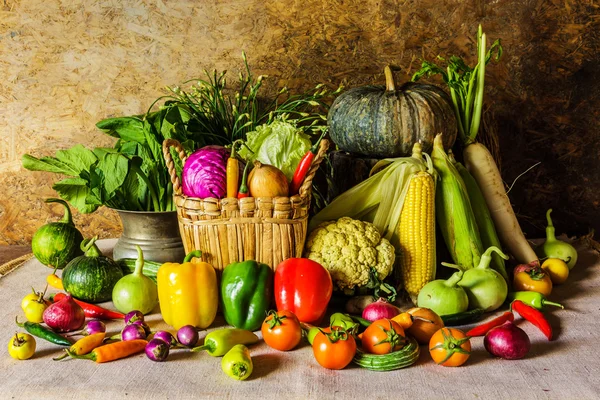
[52,293,124,320]
[466,311,514,337]
[237,161,251,199]
[511,300,553,341]
[288,130,327,196]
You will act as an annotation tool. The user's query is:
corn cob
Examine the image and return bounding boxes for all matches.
[431,134,483,270]
[450,152,508,282]
[397,170,436,303]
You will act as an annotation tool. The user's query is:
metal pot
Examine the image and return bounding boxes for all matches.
[112,210,185,263]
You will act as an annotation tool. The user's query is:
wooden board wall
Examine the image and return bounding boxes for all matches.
[1,0,598,244]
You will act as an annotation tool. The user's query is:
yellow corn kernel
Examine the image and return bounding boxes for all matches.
[398,171,436,303]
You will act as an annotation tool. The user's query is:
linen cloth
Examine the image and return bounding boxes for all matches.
[1,239,599,400]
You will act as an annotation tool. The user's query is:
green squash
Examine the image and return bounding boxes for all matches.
[327,65,457,157]
[62,237,123,303]
[31,198,83,269]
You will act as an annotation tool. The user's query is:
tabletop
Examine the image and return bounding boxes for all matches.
[1,239,599,400]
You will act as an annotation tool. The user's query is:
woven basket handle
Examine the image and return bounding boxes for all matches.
[298,139,330,200]
[163,139,188,196]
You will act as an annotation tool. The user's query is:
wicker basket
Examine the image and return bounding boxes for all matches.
[162,138,329,271]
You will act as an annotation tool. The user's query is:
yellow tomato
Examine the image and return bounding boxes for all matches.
[8,333,36,360]
[541,258,569,285]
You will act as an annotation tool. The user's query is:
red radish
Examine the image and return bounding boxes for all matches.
[484,321,531,360]
[362,298,400,322]
[42,294,85,332]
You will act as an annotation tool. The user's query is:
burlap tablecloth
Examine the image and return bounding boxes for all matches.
[1,239,599,400]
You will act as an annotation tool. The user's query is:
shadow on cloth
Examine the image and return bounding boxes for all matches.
[249,353,281,379]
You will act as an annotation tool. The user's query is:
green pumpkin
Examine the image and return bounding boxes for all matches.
[62,237,123,303]
[31,198,84,269]
[328,66,457,157]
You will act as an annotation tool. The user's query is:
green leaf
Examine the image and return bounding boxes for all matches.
[52,177,100,214]
[96,117,146,143]
[22,145,98,176]
[97,153,130,196]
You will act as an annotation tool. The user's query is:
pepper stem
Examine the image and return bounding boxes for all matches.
[543,299,564,309]
[133,246,145,276]
[190,343,213,353]
[45,198,74,226]
[53,351,69,361]
[232,362,249,378]
[183,250,203,263]
[65,349,94,361]
[546,209,556,241]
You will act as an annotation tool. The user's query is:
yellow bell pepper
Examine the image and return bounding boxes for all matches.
[157,250,218,330]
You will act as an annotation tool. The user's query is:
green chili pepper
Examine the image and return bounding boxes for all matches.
[191,328,259,357]
[307,326,321,345]
[221,344,253,381]
[220,260,273,331]
[440,308,485,326]
[16,317,71,346]
[506,292,564,310]
[329,313,359,334]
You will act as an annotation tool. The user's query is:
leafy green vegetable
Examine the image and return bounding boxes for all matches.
[238,120,312,180]
[412,25,502,145]
[22,52,339,214]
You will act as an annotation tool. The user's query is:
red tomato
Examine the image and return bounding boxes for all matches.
[274,258,332,324]
[361,319,406,355]
[261,310,302,351]
[312,329,356,370]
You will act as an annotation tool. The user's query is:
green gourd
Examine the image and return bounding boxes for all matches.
[327,66,457,158]
[112,246,158,315]
[457,246,509,312]
[62,237,123,303]
[540,209,578,269]
[31,198,83,269]
[417,270,468,316]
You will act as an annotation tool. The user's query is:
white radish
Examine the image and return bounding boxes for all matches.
[463,143,537,264]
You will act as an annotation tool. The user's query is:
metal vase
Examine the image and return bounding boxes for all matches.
[112,210,185,263]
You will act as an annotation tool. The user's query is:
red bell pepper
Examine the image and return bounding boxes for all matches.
[274,258,332,325]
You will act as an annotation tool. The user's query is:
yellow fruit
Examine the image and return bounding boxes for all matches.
[541,258,569,285]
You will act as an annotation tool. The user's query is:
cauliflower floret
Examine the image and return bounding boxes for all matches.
[304,217,395,291]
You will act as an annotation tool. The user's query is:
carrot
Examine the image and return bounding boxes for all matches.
[64,339,147,363]
[463,143,537,264]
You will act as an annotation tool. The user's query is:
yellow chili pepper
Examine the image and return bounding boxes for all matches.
[157,251,218,330]
[47,273,64,290]
[54,332,105,361]
[513,267,553,297]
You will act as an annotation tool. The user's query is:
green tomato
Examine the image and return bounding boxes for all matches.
[221,344,253,381]
[21,291,49,323]
[8,333,36,360]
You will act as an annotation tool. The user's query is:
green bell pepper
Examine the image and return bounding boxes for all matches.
[220,260,273,331]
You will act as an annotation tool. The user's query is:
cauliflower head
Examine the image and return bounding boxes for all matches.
[304,217,395,291]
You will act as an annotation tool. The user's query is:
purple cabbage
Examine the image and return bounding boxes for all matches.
[182,146,229,199]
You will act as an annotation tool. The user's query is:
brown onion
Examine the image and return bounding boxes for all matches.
[43,294,85,332]
[248,161,289,198]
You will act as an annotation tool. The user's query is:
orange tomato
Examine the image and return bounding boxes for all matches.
[406,307,445,344]
[513,268,553,297]
[312,328,356,370]
[361,319,407,355]
[261,310,302,351]
[429,328,471,367]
